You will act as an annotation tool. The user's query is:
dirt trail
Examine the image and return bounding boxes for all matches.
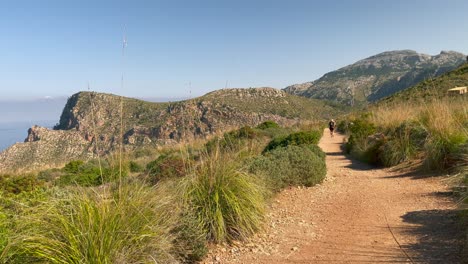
[204,130,464,264]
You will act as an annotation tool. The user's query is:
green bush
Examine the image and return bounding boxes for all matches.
[263,130,322,153]
[129,161,144,173]
[336,120,350,133]
[57,160,129,187]
[179,153,266,243]
[346,118,376,154]
[379,122,428,166]
[256,121,280,130]
[63,160,84,173]
[304,144,326,160]
[205,126,257,153]
[146,154,188,184]
[20,183,177,263]
[250,145,326,192]
[0,174,43,195]
[57,162,102,187]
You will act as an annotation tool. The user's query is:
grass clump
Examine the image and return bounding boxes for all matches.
[263,130,322,153]
[250,145,326,192]
[171,212,208,263]
[179,152,266,243]
[19,183,177,263]
[256,121,280,130]
[146,153,188,184]
[344,98,468,170]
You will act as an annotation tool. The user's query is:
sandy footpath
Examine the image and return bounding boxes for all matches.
[203,130,463,264]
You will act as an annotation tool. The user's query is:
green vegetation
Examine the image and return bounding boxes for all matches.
[179,152,266,243]
[0,122,327,263]
[250,145,326,192]
[344,99,467,169]
[146,153,188,184]
[20,183,176,263]
[380,63,468,104]
[53,158,129,187]
[205,126,258,154]
[263,130,322,153]
[256,121,280,130]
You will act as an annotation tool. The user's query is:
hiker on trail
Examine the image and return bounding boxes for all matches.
[329,119,336,137]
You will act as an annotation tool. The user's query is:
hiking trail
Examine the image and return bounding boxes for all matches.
[203,130,463,264]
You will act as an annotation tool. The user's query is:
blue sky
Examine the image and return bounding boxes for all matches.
[1,0,468,100]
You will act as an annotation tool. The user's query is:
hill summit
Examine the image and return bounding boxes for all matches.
[284,50,466,104]
[0,88,340,173]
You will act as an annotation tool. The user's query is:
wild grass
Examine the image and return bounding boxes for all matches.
[0,122,327,262]
[17,182,177,263]
[178,150,267,243]
[346,97,468,170]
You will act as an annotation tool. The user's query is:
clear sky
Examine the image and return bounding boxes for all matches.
[1,0,468,100]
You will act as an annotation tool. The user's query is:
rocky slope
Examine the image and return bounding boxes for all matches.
[378,61,468,105]
[0,88,340,173]
[284,50,466,104]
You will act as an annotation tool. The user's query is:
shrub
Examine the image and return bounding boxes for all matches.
[56,162,102,187]
[146,154,188,184]
[179,153,266,243]
[346,118,376,154]
[256,121,280,130]
[0,174,43,195]
[19,183,177,263]
[129,161,144,173]
[304,144,326,160]
[379,122,427,166]
[250,145,326,192]
[205,126,257,154]
[263,130,322,153]
[57,159,129,187]
[63,160,84,173]
[336,120,350,133]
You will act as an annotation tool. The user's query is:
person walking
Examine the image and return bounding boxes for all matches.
[329,119,336,137]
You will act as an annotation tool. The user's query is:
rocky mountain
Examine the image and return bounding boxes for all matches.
[378,61,468,105]
[284,50,466,104]
[0,88,341,173]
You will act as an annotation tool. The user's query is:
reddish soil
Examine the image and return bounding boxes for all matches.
[203,130,464,264]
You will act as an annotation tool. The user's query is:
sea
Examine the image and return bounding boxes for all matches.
[0,120,57,152]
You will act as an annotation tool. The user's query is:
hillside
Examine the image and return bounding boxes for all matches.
[284,50,466,104]
[378,62,468,104]
[0,87,341,173]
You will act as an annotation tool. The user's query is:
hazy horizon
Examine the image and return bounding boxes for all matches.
[1,0,468,101]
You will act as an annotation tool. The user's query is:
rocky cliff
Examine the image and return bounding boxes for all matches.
[0,87,339,173]
[284,50,466,104]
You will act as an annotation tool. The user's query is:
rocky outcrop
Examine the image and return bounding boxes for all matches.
[0,126,92,173]
[0,88,339,173]
[284,50,466,104]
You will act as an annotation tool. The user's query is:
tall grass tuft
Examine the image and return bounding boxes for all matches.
[18,183,177,263]
[347,98,468,170]
[179,151,266,243]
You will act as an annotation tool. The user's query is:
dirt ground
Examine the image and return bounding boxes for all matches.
[203,130,464,264]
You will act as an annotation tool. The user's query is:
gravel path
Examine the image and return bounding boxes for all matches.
[203,130,464,263]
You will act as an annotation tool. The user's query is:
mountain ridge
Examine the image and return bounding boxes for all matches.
[284,50,466,104]
[0,87,341,173]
